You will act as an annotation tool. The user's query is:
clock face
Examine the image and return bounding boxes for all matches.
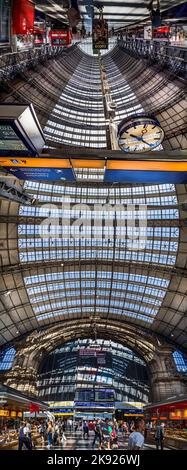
[118,116,164,154]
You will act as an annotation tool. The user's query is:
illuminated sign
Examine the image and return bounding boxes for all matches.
[0,410,9,417]
[75,402,114,408]
[0,126,28,152]
[48,401,74,408]
[115,402,144,410]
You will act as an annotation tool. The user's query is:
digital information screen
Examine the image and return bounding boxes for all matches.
[76,389,115,402]
[0,125,28,151]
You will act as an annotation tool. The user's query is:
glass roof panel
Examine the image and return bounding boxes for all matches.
[18,182,178,330]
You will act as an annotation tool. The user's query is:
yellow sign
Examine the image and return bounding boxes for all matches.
[0,410,9,417]
[107,161,187,172]
[0,157,71,168]
[48,401,74,407]
[10,411,17,418]
[53,412,74,416]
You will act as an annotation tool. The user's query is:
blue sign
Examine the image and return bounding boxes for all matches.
[4,167,76,182]
[75,402,114,408]
[104,170,187,184]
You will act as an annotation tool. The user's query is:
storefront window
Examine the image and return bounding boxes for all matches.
[0,0,10,44]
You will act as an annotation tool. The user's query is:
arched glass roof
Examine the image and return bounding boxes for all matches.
[14,182,180,334]
[38,339,150,403]
[34,1,185,30]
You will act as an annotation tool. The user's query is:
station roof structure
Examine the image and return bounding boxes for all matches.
[34,1,186,29]
[0,3,186,367]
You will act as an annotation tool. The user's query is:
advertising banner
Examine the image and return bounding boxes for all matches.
[13,0,35,35]
[144,26,152,40]
[92,16,108,50]
[3,166,75,182]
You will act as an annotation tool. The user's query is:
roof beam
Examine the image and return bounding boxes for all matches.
[0,259,186,277]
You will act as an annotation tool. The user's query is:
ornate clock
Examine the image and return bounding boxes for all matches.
[117,114,164,154]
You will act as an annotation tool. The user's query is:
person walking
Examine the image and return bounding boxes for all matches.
[155,422,164,450]
[61,430,66,448]
[83,421,89,440]
[92,420,102,449]
[147,0,162,28]
[128,418,145,450]
[47,421,53,449]
[18,422,32,450]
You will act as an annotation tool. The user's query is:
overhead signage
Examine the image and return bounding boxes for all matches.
[0,125,28,152]
[75,402,114,408]
[115,402,145,409]
[3,166,75,182]
[53,409,74,413]
[104,169,187,184]
[92,17,108,50]
[48,401,74,408]
[0,157,71,167]
[79,348,105,357]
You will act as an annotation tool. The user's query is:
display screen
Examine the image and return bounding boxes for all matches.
[0,125,28,151]
[95,389,115,401]
[76,388,115,402]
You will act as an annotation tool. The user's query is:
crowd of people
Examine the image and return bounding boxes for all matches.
[16,417,166,450]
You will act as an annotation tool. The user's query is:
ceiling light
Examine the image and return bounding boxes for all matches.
[171,333,174,337]
[61,263,64,267]
[4,290,11,297]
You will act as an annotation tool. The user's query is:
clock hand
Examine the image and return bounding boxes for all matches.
[130,134,149,145]
[129,134,143,141]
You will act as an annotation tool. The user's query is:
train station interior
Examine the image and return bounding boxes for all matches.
[0,0,187,452]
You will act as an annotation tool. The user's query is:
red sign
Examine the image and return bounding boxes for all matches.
[13,0,35,35]
[29,403,40,413]
[50,30,72,46]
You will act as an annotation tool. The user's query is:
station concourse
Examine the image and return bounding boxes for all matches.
[0,0,187,452]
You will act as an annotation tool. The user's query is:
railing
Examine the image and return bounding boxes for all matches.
[0,45,69,82]
[118,38,187,77]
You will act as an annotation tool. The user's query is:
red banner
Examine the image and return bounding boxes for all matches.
[29,403,40,413]
[13,0,35,35]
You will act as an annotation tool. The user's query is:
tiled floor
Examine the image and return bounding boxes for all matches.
[33,431,170,451]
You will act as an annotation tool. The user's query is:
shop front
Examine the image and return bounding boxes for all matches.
[0,384,48,449]
[144,396,187,449]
